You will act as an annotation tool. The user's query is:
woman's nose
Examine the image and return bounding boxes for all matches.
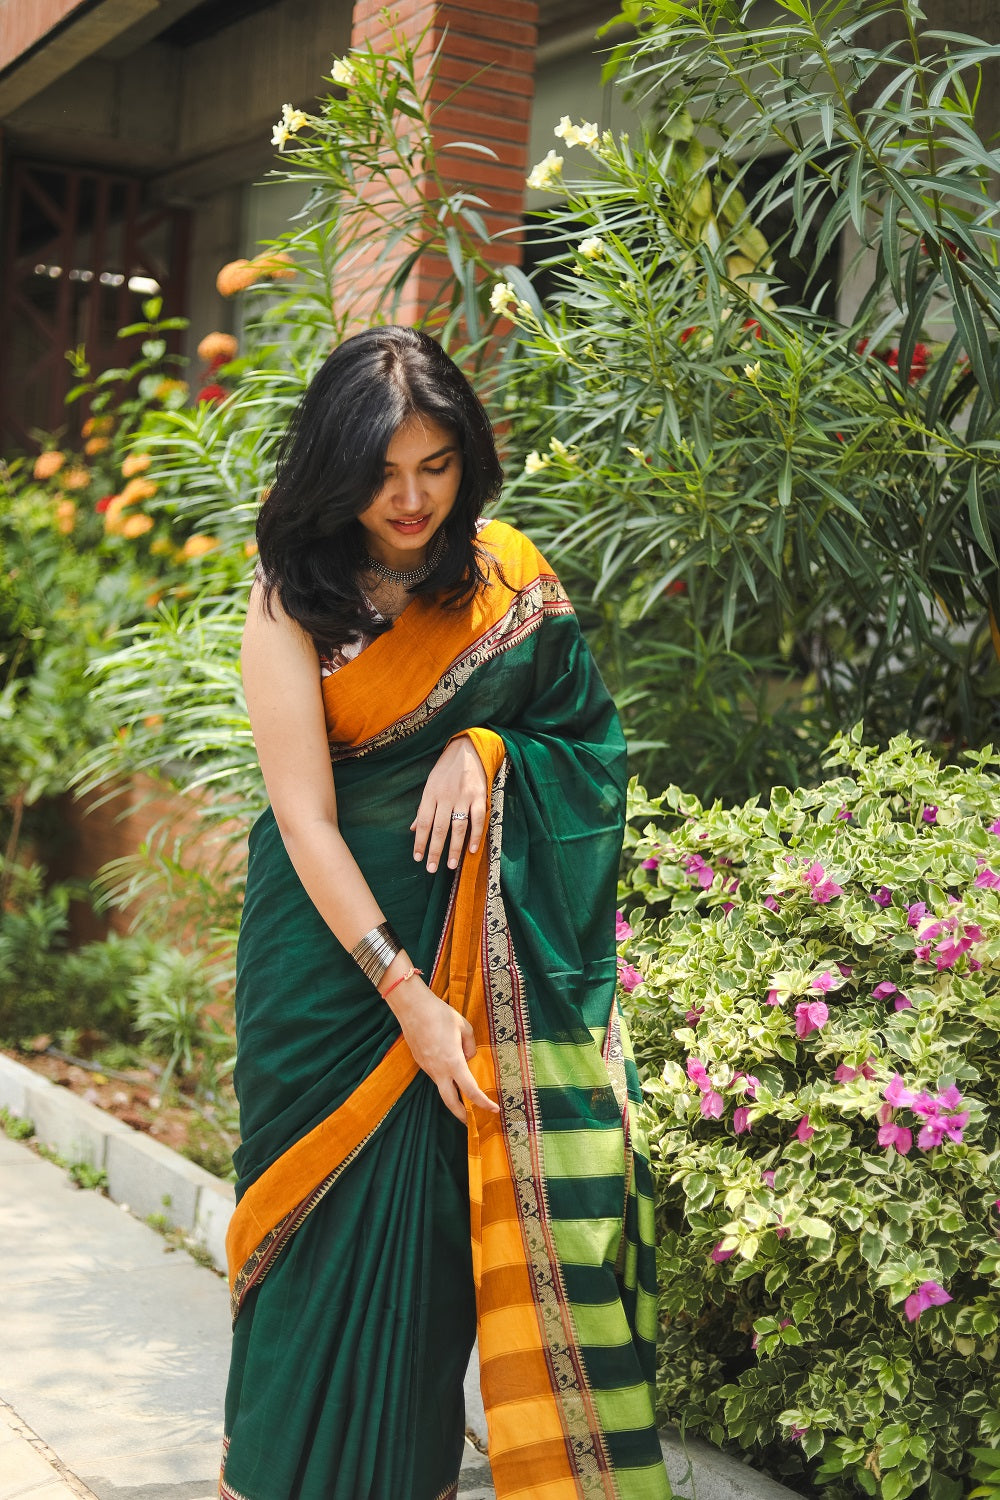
[394,473,423,509]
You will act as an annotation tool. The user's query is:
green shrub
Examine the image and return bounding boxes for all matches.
[618,728,1000,1497]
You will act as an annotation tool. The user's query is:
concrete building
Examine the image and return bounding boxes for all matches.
[0,0,636,449]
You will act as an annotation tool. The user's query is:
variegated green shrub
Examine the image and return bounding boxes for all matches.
[618,727,1000,1498]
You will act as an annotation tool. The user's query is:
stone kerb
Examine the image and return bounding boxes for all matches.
[0,1052,234,1273]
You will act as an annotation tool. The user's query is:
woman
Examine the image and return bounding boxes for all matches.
[221,327,669,1500]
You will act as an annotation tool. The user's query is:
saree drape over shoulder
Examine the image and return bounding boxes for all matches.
[221,521,669,1500]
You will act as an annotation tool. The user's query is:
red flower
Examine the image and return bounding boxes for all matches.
[680,326,697,343]
[95,495,115,513]
[742,318,762,337]
[196,383,229,404]
[665,579,687,596]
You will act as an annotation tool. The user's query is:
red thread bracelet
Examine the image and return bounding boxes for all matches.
[380,965,422,999]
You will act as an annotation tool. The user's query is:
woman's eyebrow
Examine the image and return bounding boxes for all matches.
[384,443,458,466]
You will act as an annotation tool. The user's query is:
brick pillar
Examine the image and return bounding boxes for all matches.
[346,0,539,328]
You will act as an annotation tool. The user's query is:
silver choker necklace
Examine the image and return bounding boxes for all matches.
[363,529,445,586]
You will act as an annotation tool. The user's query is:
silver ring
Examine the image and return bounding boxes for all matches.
[451,811,469,822]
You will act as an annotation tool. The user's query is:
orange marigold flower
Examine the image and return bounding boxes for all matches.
[197,331,239,364]
[120,476,158,507]
[143,713,165,728]
[55,499,77,534]
[62,466,91,491]
[33,450,65,480]
[104,496,129,534]
[244,539,259,557]
[84,435,110,456]
[121,451,151,478]
[122,513,154,539]
[216,259,258,296]
[153,378,188,401]
[182,534,219,560]
[252,249,296,280]
[81,415,113,439]
[145,592,163,609]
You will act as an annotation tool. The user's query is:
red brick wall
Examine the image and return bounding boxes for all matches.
[346,0,539,327]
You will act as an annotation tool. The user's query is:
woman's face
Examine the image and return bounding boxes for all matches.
[358,412,463,572]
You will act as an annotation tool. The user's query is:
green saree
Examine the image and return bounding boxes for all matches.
[220,520,669,1500]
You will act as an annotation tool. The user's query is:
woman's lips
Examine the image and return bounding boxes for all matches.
[389,515,430,533]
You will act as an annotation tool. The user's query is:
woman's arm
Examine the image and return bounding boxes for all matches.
[241,582,496,1121]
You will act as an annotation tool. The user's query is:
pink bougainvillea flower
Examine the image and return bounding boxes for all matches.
[795,1115,815,1143]
[965,923,984,941]
[884,1074,916,1109]
[878,1121,913,1155]
[733,1106,751,1135]
[615,910,633,942]
[721,902,735,916]
[914,944,932,961]
[970,957,983,971]
[810,970,834,992]
[795,1000,829,1039]
[734,1074,760,1099]
[871,886,893,907]
[935,931,975,970]
[904,1281,951,1322]
[872,981,898,1000]
[641,857,659,871]
[974,868,1000,889]
[687,1058,710,1090]
[803,862,843,903]
[617,963,642,992]
[685,854,715,889]
[775,1222,789,1239]
[921,805,938,825]
[685,1006,705,1027]
[710,1242,734,1263]
[906,901,927,927]
[937,1084,963,1110]
[761,1170,776,1188]
[990,819,1000,836]
[836,962,854,978]
[836,1057,876,1084]
[836,807,852,821]
[763,895,780,912]
[893,993,913,1011]
[789,1425,808,1443]
[700,1089,725,1120]
[766,988,781,1006]
[917,1111,968,1150]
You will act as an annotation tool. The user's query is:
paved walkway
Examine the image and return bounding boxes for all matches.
[0,1130,494,1500]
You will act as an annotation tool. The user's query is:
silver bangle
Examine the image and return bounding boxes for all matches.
[350,921,402,988]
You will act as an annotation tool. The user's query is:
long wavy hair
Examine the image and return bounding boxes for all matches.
[256,327,505,653]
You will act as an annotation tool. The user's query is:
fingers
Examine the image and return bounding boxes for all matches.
[468,797,486,856]
[455,1059,499,1115]
[411,797,485,873]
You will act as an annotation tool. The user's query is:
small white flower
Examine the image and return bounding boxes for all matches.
[490,281,516,315]
[548,437,575,462]
[524,451,549,475]
[271,121,292,150]
[579,236,606,261]
[744,360,761,381]
[280,103,310,133]
[627,445,645,461]
[526,150,563,191]
[331,57,357,87]
[517,298,533,317]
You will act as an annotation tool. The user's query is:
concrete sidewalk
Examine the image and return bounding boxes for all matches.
[1,1052,797,1500]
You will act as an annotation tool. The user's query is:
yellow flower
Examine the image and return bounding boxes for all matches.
[121,513,154,539]
[280,103,310,133]
[331,57,357,88]
[196,331,239,365]
[153,377,189,400]
[244,539,259,558]
[81,415,113,439]
[120,476,158,507]
[55,498,76,534]
[489,281,516,316]
[33,450,65,480]
[271,121,292,151]
[743,361,761,382]
[84,435,110,456]
[62,466,91,491]
[182,534,219,560]
[121,451,152,478]
[579,236,605,261]
[149,537,174,556]
[526,150,563,191]
[524,451,549,476]
[548,437,575,463]
[554,117,600,150]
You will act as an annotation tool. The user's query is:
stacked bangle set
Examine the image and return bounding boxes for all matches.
[350,921,422,999]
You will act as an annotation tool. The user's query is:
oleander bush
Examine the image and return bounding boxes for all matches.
[618,727,1000,1497]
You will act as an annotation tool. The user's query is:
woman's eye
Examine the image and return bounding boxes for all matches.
[424,462,450,476]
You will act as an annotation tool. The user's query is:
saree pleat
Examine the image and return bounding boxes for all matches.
[221,521,669,1500]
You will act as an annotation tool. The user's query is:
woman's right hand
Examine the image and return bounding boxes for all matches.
[385,974,498,1123]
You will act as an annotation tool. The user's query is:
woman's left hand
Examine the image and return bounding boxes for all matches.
[411,734,488,873]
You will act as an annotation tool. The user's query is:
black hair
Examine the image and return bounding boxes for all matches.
[255,326,504,653]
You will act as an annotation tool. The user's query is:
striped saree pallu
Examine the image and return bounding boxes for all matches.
[220,521,669,1500]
